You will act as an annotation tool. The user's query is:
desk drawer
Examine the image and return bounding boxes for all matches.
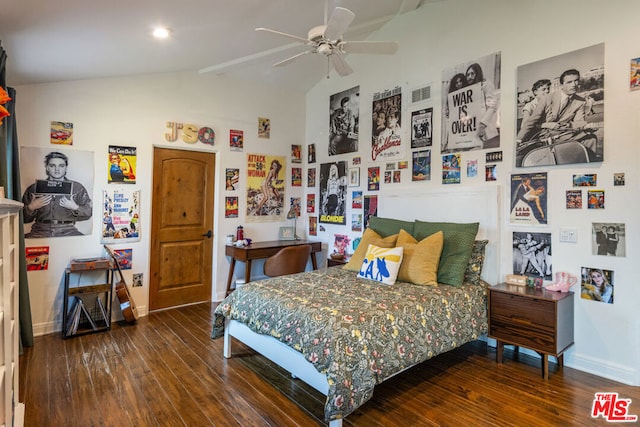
[490,291,555,328]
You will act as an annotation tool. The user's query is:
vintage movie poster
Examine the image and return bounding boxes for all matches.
[566,190,582,209]
[108,145,137,184]
[352,191,362,208]
[319,161,347,225]
[631,57,640,91]
[102,188,140,243]
[592,222,625,257]
[363,195,378,229]
[367,166,380,191]
[258,117,270,139]
[412,149,430,181]
[333,234,350,256]
[225,168,239,191]
[510,172,547,225]
[442,52,501,154]
[307,168,316,187]
[308,143,316,163]
[329,86,359,155]
[230,129,244,151]
[442,153,461,184]
[384,171,392,184]
[587,190,604,209]
[308,216,317,236]
[290,197,301,216]
[513,231,552,281]
[51,121,73,145]
[581,267,614,304]
[352,213,363,232]
[26,246,49,271]
[306,193,315,213]
[485,164,497,181]
[467,159,478,178]
[246,153,285,221]
[291,168,302,187]
[291,144,302,163]
[20,147,94,238]
[371,87,403,161]
[225,196,238,218]
[113,248,132,270]
[516,43,604,167]
[410,108,432,148]
[573,173,596,186]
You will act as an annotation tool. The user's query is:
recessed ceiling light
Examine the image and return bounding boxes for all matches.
[152,27,171,39]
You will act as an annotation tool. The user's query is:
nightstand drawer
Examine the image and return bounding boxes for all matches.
[490,318,555,352]
[490,291,555,328]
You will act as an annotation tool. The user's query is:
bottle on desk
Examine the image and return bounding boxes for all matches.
[236,225,244,241]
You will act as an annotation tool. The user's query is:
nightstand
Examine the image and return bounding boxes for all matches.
[488,283,574,379]
[327,257,348,267]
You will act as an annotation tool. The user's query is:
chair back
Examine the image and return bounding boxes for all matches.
[264,245,312,277]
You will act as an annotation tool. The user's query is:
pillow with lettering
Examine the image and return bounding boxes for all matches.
[357,244,404,285]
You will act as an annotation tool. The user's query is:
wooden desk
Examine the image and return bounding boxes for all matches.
[225,240,322,296]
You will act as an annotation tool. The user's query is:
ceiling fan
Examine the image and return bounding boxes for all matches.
[254,5,398,77]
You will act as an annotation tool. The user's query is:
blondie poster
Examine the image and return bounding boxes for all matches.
[371,87,403,161]
[441,52,501,154]
[246,153,286,221]
[319,161,347,225]
[510,172,548,225]
[102,188,140,243]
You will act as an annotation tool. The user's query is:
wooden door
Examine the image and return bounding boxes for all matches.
[149,148,215,310]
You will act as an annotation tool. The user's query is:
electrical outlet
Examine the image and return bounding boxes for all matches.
[559,227,578,243]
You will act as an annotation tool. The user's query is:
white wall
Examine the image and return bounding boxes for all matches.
[16,72,306,334]
[305,0,639,385]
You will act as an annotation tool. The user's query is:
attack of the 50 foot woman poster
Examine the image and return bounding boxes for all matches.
[246,153,286,221]
[442,52,501,154]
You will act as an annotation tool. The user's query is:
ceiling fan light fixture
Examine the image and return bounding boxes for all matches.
[152,26,171,39]
[317,43,332,56]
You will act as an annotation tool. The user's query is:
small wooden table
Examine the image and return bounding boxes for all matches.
[225,240,322,296]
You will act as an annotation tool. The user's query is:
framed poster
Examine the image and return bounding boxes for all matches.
[348,167,360,187]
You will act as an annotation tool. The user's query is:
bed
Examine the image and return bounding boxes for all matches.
[212,186,500,426]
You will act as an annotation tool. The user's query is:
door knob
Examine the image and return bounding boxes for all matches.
[202,230,212,238]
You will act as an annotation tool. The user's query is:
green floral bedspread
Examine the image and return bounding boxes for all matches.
[212,266,488,422]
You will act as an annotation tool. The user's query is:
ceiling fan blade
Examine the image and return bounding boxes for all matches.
[272,50,313,68]
[255,27,309,44]
[329,53,353,77]
[198,42,302,74]
[339,40,398,55]
[324,7,355,40]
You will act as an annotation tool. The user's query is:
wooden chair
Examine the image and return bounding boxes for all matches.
[263,245,312,277]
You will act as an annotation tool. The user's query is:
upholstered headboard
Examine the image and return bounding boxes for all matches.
[378,185,501,285]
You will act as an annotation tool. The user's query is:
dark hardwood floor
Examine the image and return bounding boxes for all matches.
[20,302,640,426]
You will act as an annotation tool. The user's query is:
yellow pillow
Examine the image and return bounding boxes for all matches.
[396,229,444,285]
[343,228,399,272]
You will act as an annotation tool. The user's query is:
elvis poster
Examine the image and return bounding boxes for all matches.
[319,161,347,225]
[102,188,140,243]
[329,86,359,156]
[510,172,547,225]
[441,52,501,154]
[371,87,403,161]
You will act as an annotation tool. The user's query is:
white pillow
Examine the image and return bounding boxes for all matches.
[357,244,404,285]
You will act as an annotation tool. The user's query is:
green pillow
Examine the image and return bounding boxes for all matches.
[368,216,415,238]
[413,220,479,287]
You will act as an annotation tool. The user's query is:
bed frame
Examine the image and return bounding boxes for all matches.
[223,186,500,426]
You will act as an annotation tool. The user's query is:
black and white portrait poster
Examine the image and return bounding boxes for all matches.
[329,86,359,156]
[20,147,94,238]
[592,222,626,257]
[512,231,552,281]
[410,108,432,148]
[441,52,501,154]
[510,172,547,225]
[319,161,347,225]
[371,87,403,161]
[516,43,604,167]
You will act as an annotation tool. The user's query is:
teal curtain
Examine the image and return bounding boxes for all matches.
[1,44,34,349]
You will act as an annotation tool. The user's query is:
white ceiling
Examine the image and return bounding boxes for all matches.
[0,0,432,92]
